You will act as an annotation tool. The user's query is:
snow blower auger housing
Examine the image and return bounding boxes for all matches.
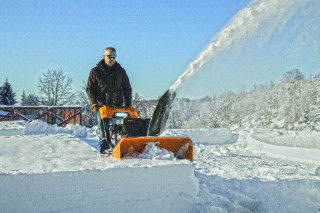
[99,105,193,161]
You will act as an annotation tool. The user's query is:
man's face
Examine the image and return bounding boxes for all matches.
[103,50,117,67]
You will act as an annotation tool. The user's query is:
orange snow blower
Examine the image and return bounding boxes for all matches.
[98,89,193,161]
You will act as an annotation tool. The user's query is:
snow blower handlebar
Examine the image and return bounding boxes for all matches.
[99,106,139,119]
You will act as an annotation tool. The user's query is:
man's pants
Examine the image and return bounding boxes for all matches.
[96,111,107,145]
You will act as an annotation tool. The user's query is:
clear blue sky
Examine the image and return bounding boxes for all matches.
[1,0,319,100]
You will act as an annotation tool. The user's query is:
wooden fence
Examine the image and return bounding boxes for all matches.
[0,106,82,126]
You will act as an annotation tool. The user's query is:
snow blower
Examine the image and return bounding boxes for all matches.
[98,89,193,161]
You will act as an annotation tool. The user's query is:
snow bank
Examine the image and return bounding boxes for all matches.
[1,165,198,213]
[25,120,87,138]
[161,128,238,145]
[250,128,320,149]
[0,120,25,136]
[242,130,320,165]
[246,136,320,165]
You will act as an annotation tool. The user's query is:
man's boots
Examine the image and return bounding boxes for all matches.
[99,139,112,154]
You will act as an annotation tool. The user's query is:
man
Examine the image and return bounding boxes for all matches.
[86,47,132,153]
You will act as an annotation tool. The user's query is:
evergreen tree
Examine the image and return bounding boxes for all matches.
[0,78,16,105]
[23,94,40,106]
[0,85,2,105]
[21,90,26,105]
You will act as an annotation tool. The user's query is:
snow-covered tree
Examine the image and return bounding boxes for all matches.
[311,73,320,107]
[133,93,146,117]
[21,90,26,105]
[17,93,41,117]
[23,94,40,106]
[170,98,201,129]
[0,86,2,105]
[0,78,16,105]
[280,69,307,129]
[73,81,96,127]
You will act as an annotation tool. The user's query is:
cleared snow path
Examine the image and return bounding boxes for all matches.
[163,128,320,212]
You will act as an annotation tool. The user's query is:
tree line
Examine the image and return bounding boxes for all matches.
[1,69,84,123]
[2,68,320,130]
[167,69,320,130]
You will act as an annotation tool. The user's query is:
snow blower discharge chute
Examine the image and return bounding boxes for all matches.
[98,89,193,161]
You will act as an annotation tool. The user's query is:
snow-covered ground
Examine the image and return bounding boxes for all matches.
[1,120,320,212]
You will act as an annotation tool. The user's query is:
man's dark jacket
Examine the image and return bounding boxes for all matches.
[86,60,132,107]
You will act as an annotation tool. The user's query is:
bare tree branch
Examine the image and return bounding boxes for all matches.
[37,68,74,106]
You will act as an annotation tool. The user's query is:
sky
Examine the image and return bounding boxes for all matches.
[0,0,319,100]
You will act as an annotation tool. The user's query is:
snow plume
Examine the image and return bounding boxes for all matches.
[169,0,307,92]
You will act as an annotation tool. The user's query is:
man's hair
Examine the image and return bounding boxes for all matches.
[105,47,116,52]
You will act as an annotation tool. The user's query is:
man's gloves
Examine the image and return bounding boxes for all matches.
[125,102,133,108]
[92,104,101,112]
